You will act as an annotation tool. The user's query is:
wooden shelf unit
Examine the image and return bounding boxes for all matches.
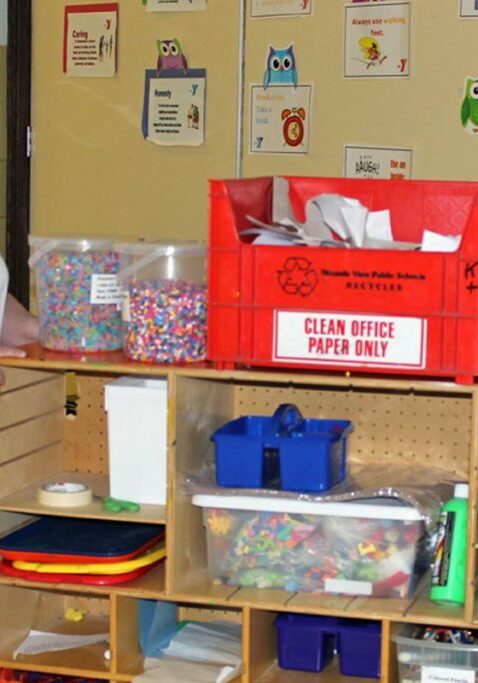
[0,350,476,682]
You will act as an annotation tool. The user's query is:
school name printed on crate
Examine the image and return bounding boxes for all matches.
[274,311,427,368]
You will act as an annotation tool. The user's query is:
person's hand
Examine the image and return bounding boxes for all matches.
[1,294,39,347]
[0,345,26,358]
[0,345,26,387]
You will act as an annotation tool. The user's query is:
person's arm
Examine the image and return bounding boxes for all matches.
[0,293,39,355]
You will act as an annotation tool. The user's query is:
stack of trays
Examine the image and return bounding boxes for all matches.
[0,517,166,585]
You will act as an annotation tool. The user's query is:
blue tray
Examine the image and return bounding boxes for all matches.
[0,517,165,563]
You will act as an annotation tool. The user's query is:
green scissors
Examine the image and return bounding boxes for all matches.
[101,496,141,513]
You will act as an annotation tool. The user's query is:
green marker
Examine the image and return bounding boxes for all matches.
[429,483,468,606]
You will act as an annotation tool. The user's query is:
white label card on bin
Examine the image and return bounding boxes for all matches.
[273,311,427,368]
[90,274,122,306]
[324,578,372,596]
[421,666,475,683]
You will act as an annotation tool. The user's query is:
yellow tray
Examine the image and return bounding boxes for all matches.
[13,543,166,575]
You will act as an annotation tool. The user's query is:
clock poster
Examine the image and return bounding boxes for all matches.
[250,84,311,154]
[249,44,311,154]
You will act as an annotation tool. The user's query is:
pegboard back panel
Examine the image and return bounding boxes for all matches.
[233,384,472,478]
[64,374,112,475]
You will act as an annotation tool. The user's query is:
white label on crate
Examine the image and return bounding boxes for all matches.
[421,666,475,683]
[324,578,372,595]
[90,274,122,306]
[273,311,427,368]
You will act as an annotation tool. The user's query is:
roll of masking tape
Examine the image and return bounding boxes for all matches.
[37,481,93,508]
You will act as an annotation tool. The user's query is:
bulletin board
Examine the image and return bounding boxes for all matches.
[242,0,478,182]
[30,0,242,242]
[30,0,478,245]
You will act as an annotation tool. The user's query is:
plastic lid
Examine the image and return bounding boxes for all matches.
[114,241,206,256]
[454,483,469,498]
[29,235,115,250]
[192,494,423,520]
[116,241,206,282]
[28,235,116,268]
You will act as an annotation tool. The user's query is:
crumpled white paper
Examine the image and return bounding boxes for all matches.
[247,179,462,252]
[13,629,109,659]
[134,622,242,683]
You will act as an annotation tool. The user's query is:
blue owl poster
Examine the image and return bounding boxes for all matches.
[142,68,206,146]
[250,44,311,154]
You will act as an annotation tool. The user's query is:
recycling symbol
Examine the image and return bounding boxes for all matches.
[277,257,318,297]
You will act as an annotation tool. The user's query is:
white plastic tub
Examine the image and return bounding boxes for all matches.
[105,376,168,506]
[394,625,478,682]
[193,494,426,598]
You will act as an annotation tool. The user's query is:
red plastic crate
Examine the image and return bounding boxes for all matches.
[207,176,478,384]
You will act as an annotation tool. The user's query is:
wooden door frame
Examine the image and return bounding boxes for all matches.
[6,0,31,307]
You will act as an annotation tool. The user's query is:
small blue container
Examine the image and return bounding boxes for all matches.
[338,619,381,678]
[276,614,339,673]
[212,404,353,493]
[276,614,381,676]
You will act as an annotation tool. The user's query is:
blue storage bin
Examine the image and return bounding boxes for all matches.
[338,619,381,678]
[275,614,381,676]
[276,614,339,673]
[212,404,353,492]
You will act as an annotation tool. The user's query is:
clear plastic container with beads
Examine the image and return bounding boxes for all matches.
[116,242,207,363]
[29,236,123,352]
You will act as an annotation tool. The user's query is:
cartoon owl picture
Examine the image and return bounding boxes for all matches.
[263,45,298,89]
[461,78,478,133]
[157,39,188,74]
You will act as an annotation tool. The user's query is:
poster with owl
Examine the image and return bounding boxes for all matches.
[157,39,188,74]
[250,43,311,154]
[461,77,478,134]
[142,66,206,146]
[263,45,298,89]
[344,2,410,79]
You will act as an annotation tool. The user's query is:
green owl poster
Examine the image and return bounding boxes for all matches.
[461,77,478,134]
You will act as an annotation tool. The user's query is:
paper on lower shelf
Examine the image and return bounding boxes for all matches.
[134,622,242,683]
[138,658,241,683]
[13,629,109,659]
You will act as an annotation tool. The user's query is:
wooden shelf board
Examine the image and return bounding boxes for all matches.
[0,562,167,598]
[256,658,366,683]
[170,580,473,626]
[0,660,112,679]
[0,643,110,674]
[285,593,356,614]
[229,588,295,609]
[0,472,166,524]
[1,344,477,395]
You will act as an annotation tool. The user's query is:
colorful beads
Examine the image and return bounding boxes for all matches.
[35,250,122,352]
[123,278,207,363]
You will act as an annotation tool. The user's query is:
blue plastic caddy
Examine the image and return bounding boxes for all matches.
[276,613,381,677]
[211,403,353,493]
